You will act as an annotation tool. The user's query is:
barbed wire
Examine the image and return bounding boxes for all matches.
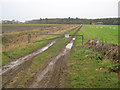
[33,36,61,43]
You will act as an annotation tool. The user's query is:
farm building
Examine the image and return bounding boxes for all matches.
[97,22,103,25]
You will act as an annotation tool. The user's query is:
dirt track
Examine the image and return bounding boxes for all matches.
[25,26,81,88]
[2,26,80,88]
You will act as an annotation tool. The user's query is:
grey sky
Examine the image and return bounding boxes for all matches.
[0,0,119,22]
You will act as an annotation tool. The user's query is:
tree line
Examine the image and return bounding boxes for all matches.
[2,17,120,25]
[25,17,119,25]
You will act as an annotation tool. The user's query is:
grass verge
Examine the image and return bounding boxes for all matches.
[65,28,118,88]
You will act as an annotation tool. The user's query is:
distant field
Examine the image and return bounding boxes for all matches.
[81,25,118,44]
[2,24,63,33]
[2,24,62,26]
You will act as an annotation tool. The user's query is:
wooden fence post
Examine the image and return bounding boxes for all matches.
[82,35,84,46]
[28,34,31,43]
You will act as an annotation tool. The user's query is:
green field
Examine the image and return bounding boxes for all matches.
[65,25,119,88]
[81,25,118,44]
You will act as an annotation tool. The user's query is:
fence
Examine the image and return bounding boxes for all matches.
[28,33,84,46]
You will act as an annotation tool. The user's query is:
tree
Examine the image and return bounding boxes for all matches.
[68,17,71,19]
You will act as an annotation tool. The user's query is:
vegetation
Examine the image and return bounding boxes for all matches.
[65,29,118,88]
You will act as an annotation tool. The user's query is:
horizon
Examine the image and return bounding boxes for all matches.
[1,17,119,23]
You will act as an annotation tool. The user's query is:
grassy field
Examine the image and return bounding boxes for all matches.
[81,25,118,44]
[65,26,119,88]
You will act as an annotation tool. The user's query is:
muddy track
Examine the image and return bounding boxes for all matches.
[1,26,79,88]
[25,26,82,88]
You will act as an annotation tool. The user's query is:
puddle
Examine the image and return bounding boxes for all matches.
[0,40,57,75]
[66,42,73,49]
[72,38,76,40]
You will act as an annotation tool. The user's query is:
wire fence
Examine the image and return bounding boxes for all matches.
[2,26,83,51]
[33,36,61,43]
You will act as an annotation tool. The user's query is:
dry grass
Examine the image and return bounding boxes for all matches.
[3,25,78,52]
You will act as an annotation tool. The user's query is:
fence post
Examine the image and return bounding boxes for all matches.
[28,34,31,43]
[82,35,84,46]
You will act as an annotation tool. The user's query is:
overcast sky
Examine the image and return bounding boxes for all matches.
[0,0,119,22]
